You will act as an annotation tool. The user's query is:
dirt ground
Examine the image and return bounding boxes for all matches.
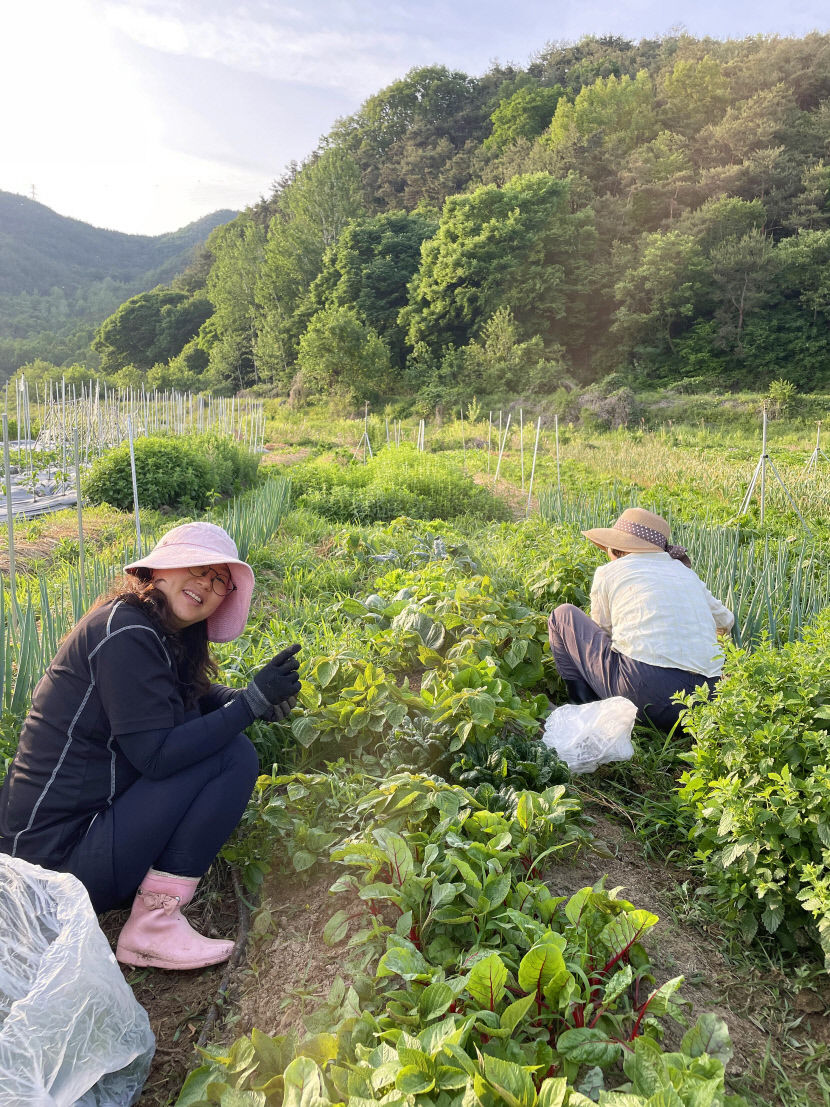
[100,873,241,1107]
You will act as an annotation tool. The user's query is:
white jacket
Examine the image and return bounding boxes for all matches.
[590,551,734,677]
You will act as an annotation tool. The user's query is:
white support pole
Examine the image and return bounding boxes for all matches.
[126,416,141,552]
[526,418,542,516]
[493,412,512,485]
[555,414,561,501]
[519,408,524,491]
[2,414,17,618]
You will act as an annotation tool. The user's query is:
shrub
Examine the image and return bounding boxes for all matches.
[678,611,830,965]
[82,433,259,512]
[291,447,512,524]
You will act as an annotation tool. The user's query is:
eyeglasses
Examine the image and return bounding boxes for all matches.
[187,565,236,597]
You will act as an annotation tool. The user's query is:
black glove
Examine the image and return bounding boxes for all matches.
[243,645,301,718]
[262,695,298,723]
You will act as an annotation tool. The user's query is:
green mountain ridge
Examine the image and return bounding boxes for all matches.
[0,192,237,296]
[0,193,237,375]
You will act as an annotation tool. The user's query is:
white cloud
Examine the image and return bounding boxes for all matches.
[102,0,426,95]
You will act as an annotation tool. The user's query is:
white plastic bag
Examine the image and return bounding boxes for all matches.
[0,855,155,1106]
[541,697,637,774]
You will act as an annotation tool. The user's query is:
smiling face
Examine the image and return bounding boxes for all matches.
[150,564,231,630]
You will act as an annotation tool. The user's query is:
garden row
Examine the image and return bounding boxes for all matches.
[0,439,827,1103]
[166,455,829,1103]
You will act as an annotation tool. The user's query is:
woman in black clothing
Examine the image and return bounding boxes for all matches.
[0,521,301,971]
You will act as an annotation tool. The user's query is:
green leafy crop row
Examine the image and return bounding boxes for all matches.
[679,610,830,965]
[183,774,744,1107]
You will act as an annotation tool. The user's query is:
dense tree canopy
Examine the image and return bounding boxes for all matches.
[16,31,830,397]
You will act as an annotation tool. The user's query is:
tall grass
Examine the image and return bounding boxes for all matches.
[215,475,292,560]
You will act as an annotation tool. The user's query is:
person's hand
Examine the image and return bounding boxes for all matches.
[242,645,301,718]
[263,694,298,722]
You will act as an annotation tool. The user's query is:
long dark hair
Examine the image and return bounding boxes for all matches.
[93,571,218,706]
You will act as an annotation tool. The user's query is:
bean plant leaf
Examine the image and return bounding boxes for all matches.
[316,660,338,688]
[291,849,316,872]
[290,716,320,749]
[467,952,508,1010]
[282,1056,325,1107]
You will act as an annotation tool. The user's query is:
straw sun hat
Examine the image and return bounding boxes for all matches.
[582,507,674,555]
[124,521,254,642]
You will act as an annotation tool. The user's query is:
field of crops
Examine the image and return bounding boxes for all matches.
[2,399,830,1107]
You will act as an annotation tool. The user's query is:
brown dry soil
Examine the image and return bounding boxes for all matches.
[107,808,830,1106]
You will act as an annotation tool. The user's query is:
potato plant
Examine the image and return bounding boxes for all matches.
[679,610,830,964]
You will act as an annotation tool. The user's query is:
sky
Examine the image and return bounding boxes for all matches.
[2,0,829,237]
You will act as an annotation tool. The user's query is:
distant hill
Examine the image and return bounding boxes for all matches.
[0,193,236,346]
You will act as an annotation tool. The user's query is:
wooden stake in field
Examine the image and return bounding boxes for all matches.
[526,417,542,517]
[460,403,466,467]
[487,412,492,473]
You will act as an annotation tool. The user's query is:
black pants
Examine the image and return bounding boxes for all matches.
[548,604,717,732]
[62,733,259,912]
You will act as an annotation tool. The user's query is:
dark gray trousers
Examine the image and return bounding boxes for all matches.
[547,603,717,733]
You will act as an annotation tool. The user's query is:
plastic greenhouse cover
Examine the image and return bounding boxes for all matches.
[0,856,154,1105]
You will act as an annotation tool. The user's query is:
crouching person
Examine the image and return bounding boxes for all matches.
[548,508,733,732]
[0,522,301,970]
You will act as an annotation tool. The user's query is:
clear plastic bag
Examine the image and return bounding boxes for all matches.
[541,697,637,774]
[0,855,155,1105]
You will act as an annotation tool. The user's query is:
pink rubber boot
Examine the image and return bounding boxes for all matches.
[115,869,234,971]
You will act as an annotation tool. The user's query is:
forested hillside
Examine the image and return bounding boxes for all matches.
[21,33,830,403]
[0,194,236,377]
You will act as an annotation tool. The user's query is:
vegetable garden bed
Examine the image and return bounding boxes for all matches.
[2,419,829,1106]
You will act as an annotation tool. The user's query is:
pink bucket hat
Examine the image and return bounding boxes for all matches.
[125,522,254,642]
